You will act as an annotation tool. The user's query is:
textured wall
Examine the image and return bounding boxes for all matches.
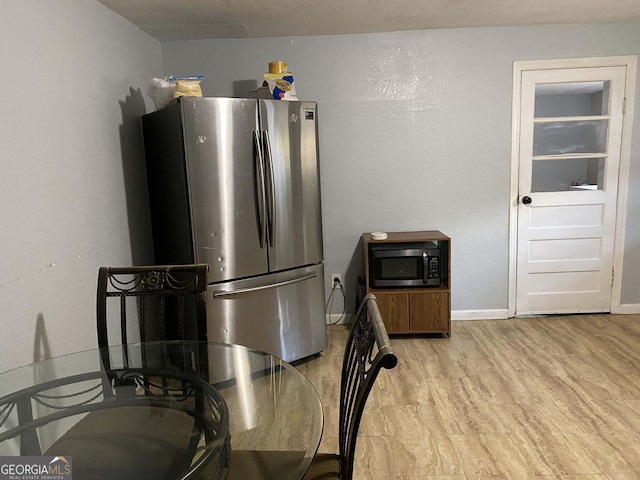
[3,8,636,375]
[161,22,640,314]
[0,0,161,371]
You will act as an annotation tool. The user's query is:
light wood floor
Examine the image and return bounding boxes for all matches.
[297,314,640,479]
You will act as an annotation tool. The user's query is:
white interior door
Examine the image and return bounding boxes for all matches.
[514,64,628,315]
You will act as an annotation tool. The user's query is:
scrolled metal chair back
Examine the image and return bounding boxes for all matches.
[96,264,208,350]
[339,293,397,480]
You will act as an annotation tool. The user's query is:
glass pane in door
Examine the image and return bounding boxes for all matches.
[531,157,605,192]
[534,81,610,117]
[533,120,608,156]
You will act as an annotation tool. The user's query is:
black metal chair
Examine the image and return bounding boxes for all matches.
[96,264,209,349]
[304,293,397,480]
[1,350,231,479]
[95,264,209,398]
[31,264,222,479]
[227,293,397,480]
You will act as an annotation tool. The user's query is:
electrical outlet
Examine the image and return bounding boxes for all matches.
[331,273,342,287]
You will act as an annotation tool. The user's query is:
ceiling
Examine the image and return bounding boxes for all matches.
[99,0,640,41]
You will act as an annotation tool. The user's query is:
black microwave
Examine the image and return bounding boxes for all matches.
[369,242,441,288]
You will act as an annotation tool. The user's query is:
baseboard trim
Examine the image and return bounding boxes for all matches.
[449,307,640,319]
[326,314,352,325]
[329,310,512,324]
[328,306,636,326]
[452,309,510,321]
[612,303,640,314]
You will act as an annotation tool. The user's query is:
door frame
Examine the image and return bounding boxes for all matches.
[508,56,637,317]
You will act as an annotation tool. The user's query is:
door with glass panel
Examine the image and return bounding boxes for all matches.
[515,65,627,315]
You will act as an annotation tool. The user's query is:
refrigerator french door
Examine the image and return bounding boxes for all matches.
[142,97,326,362]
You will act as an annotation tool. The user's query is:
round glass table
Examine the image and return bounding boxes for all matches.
[0,341,323,480]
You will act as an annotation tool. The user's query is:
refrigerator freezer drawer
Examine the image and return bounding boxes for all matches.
[206,264,327,362]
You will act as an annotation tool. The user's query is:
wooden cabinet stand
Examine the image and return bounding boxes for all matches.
[363,231,451,337]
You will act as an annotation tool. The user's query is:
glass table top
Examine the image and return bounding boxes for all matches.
[0,341,323,480]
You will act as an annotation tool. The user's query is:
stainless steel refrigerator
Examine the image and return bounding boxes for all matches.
[142,97,326,362]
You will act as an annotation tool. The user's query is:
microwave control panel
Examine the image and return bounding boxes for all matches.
[427,255,440,279]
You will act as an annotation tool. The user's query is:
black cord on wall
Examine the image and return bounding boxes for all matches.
[326,278,346,329]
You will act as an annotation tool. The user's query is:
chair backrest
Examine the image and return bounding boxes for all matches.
[339,293,397,480]
[96,264,208,350]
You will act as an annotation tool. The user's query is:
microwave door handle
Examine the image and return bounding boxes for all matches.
[423,252,430,283]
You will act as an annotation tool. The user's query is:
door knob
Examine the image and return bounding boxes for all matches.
[522,196,532,205]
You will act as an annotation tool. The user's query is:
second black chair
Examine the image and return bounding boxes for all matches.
[303,293,398,480]
[227,293,397,480]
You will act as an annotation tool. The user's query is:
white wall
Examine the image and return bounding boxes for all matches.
[0,1,162,371]
[162,21,640,314]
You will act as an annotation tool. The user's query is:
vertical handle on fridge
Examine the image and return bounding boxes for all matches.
[253,130,267,248]
[263,130,276,247]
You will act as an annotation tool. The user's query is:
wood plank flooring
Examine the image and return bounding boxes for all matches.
[297,314,640,479]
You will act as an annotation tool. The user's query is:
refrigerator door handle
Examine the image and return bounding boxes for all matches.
[263,130,276,247]
[212,272,317,298]
[253,130,267,248]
